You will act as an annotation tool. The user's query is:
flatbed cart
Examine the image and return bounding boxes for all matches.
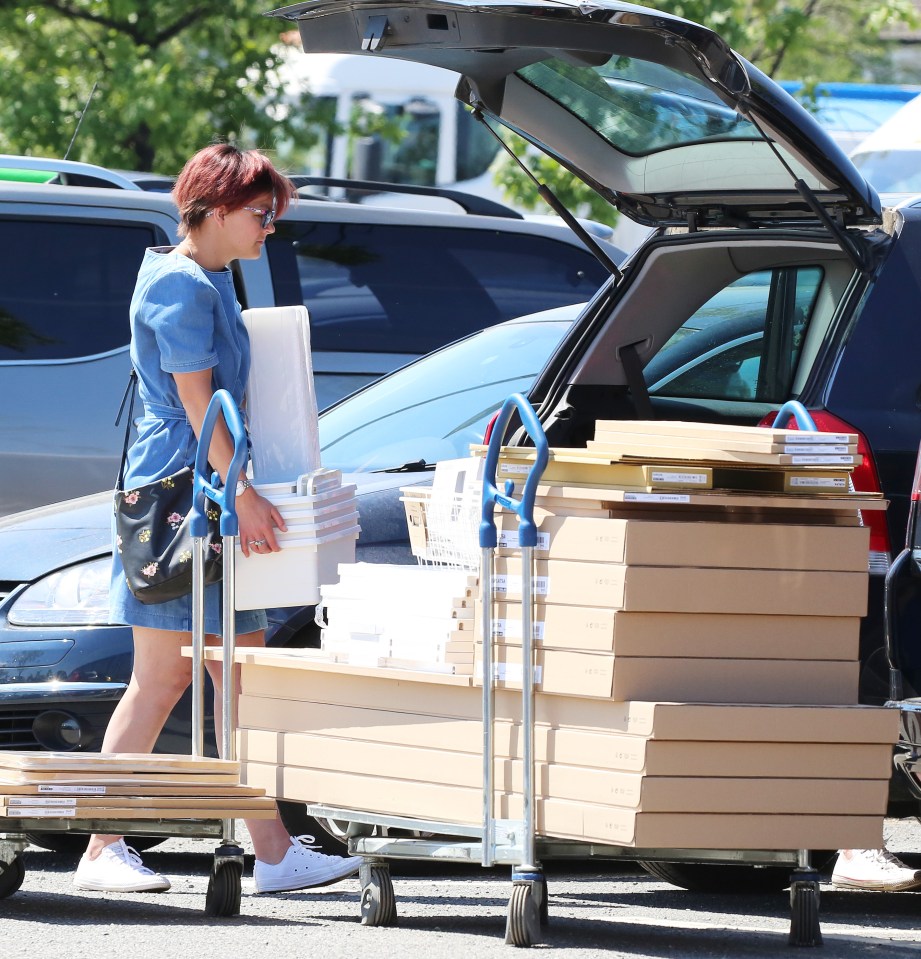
[297,395,827,948]
[0,389,251,918]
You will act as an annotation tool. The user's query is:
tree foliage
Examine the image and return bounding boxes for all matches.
[490,0,918,225]
[0,0,317,172]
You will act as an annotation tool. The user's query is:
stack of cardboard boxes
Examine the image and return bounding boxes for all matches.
[236,420,899,850]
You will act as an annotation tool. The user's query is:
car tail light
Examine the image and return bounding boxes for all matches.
[758,409,891,572]
[483,410,500,445]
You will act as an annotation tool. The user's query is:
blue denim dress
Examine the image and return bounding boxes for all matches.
[109,247,267,635]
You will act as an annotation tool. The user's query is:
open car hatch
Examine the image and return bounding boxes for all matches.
[270,0,882,229]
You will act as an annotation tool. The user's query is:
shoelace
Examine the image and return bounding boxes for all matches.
[292,834,323,852]
[111,840,157,874]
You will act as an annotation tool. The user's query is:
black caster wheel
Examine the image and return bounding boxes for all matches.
[789,877,822,947]
[0,857,25,899]
[359,863,397,927]
[505,881,543,947]
[205,854,243,917]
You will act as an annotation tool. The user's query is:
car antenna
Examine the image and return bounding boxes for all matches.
[63,81,98,161]
[469,107,624,282]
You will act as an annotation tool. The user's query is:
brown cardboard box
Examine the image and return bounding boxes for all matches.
[237,728,888,815]
[236,708,893,778]
[495,514,869,571]
[486,558,869,616]
[476,603,860,660]
[234,651,898,741]
[541,799,884,850]
[472,645,859,704]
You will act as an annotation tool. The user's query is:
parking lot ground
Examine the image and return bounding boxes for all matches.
[3,820,921,958]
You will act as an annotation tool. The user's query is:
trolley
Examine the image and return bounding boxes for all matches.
[0,389,251,917]
[299,395,830,948]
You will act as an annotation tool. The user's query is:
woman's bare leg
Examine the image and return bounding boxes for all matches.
[85,627,195,858]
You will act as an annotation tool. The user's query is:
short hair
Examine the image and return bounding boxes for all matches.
[172,144,295,236]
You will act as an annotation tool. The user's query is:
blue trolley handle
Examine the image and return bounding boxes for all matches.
[479,393,549,549]
[771,399,818,433]
[190,389,249,537]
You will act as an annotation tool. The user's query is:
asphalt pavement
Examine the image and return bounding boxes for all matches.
[3,820,921,958]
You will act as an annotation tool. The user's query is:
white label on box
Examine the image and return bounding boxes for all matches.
[498,463,531,475]
[784,433,851,444]
[492,574,549,596]
[790,455,856,465]
[37,784,107,794]
[7,797,77,806]
[492,662,543,684]
[492,618,544,641]
[781,444,852,454]
[497,530,550,550]
[650,471,708,485]
[624,492,691,503]
[788,476,848,489]
[4,807,77,817]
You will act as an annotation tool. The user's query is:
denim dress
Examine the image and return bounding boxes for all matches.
[109,247,267,635]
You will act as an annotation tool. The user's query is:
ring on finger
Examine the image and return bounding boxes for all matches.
[248,538,267,547]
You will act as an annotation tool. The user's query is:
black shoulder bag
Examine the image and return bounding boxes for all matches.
[113,370,224,605]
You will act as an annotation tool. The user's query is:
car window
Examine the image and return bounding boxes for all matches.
[318,317,574,471]
[266,222,607,355]
[0,217,161,361]
[645,266,823,403]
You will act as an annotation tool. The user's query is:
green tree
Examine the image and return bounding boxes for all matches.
[0,0,321,173]
[491,0,917,224]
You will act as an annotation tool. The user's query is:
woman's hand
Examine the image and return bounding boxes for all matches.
[236,487,287,558]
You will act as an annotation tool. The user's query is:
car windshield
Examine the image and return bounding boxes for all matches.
[318,314,575,471]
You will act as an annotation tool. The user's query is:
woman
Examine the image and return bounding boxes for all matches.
[74,144,358,894]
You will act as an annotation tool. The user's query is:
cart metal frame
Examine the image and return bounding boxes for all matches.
[298,396,827,947]
[0,389,249,916]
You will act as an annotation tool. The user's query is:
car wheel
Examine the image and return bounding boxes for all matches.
[25,832,165,855]
[637,854,834,894]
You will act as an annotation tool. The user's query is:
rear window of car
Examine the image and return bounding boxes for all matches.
[645,266,823,404]
[266,221,608,354]
[0,217,161,361]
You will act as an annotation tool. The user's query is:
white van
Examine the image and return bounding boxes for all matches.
[849,93,921,195]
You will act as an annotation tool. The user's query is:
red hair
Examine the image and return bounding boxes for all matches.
[173,144,295,236]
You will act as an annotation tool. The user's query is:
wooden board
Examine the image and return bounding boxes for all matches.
[0,752,238,774]
[592,420,857,448]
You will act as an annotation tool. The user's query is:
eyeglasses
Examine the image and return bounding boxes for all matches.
[240,205,277,230]
[203,195,277,230]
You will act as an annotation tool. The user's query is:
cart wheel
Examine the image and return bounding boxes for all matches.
[788,877,822,947]
[0,857,25,900]
[505,881,543,947]
[359,864,397,927]
[205,856,243,917]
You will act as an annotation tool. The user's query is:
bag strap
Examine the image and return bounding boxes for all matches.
[115,368,138,492]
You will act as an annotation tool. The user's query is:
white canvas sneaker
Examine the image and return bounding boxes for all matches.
[253,835,360,894]
[73,839,171,892]
[831,848,921,892]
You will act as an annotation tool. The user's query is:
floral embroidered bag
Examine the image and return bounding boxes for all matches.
[114,371,224,605]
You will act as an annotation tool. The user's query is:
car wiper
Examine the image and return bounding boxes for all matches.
[375,460,435,473]
[470,109,624,283]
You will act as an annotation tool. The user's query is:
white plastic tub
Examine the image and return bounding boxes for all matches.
[234,525,359,610]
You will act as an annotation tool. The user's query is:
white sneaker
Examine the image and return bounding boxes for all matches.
[831,848,921,892]
[74,839,171,893]
[253,835,360,894]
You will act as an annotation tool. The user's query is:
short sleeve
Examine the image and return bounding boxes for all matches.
[142,269,220,374]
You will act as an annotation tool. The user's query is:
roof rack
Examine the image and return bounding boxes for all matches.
[290,175,523,219]
[0,155,142,190]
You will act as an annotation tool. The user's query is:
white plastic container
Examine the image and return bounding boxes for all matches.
[234,525,359,610]
[277,511,360,542]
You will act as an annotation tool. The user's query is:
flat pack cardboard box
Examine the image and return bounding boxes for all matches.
[486,558,869,616]
[541,799,884,850]
[495,514,869,572]
[233,650,898,741]
[476,603,860,660]
[471,644,859,704]
[237,701,893,778]
[238,728,888,815]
